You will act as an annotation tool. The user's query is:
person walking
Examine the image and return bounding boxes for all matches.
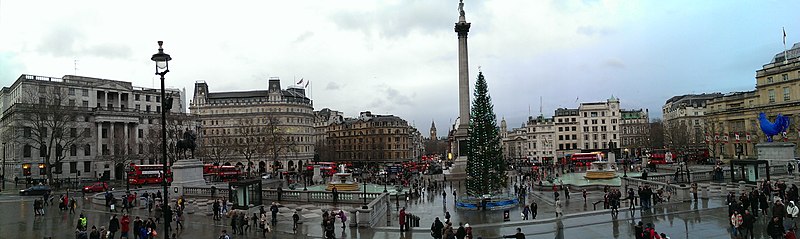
[399,207,407,232]
[431,217,444,239]
[251,213,259,232]
[132,217,142,239]
[260,212,269,237]
[120,214,130,239]
[212,199,221,221]
[218,230,231,239]
[531,201,538,219]
[522,206,530,220]
[555,198,563,218]
[788,201,799,229]
[238,212,246,235]
[768,216,785,239]
[292,211,300,232]
[731,210,743,237]
[108,214,120,239]
[270,202,279,225]
[338,210,347,229]
[174,208,184,231]
[741,209,755,239]
[230,211,238,235]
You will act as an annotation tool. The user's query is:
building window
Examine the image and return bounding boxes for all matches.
[102,128,108,138]
[135,94,140,101]
[783,74,789,81]
[769,89,776,103]
[146,95,151,102]
[559,135,564,140]
[84,144,91,156]
[70,128,77,137]
[23,144,32,157]
[138,129,143,138]
[84,161,91,173]
[146,105,151,112]
[572,143,577,149]
[82,89,89,96]
[70,144,77,156]
[156,106,161,112]
[70,162,77,173]
[68,88,75,95]
[24,127,31,138]
[784,87,791,101]
[768,77,774,83]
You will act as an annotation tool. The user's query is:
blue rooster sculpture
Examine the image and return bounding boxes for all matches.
[758,112,790,142]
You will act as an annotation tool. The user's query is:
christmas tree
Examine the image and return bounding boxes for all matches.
[465,71,507,196]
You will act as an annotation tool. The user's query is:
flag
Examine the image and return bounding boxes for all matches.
[746,133,751,143]
[735,133,740,142]
[304,80,310,88]
[704,133,710,142]
[723,133,729,143]
[714,133,720,142]
[296,78,304,85]
[783,131,788,142]
[784,27,787,45]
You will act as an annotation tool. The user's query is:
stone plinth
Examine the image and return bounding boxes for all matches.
[756,142,796,163]
[171,158,207,197]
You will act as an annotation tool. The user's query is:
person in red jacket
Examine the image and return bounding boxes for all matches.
[120,214,131,239]
[399,207,407,232]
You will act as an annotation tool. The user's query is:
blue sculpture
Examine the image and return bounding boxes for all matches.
[758,112,791,142]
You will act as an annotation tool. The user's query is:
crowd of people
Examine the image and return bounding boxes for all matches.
[727,179,800,239]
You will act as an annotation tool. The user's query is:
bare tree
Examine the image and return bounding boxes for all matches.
[141,114,192,166]
[262,115,293,172]
[10,88,90,184]
[232,118,261,173]
[197,137,231,165]
[664,120,692,160]
[649,118,665,149]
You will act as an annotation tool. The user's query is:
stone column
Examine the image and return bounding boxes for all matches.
[123,123,129,155]
[97,122,103,156]
[110,122,115,154]
[117,92,121,110]
[701,184,709,199]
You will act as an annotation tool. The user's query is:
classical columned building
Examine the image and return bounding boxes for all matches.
[0,74,187,181]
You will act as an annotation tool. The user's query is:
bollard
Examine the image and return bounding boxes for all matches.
[701,185,709,199]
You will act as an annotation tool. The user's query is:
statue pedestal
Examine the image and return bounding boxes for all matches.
[756,142,796,164]
[171,158,207,197]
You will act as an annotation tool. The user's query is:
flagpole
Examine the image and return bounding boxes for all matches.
[784,27,788,64]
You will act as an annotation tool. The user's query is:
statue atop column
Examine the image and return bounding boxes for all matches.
[459,0,465,17]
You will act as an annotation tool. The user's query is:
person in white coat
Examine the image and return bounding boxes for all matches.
[787,201,799,229]
[555,198,563,218]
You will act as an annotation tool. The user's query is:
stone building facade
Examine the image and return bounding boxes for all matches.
[190,78,314,174]
[0,74,187,181]
[324,111,414,164]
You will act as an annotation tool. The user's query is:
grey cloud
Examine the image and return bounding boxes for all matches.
[330,1,452,38]
[385,87,413,106]
[36,26,132,59]
[294,31,314,43]
[326,82,341,90]
[603,58,625,69]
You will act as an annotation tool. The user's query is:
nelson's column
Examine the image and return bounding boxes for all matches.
[448,0,471,180]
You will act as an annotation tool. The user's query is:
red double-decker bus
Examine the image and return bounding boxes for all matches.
[202,164,242,182]
[128,164,172,185]
[307,162,338,176]
[570,153,602,167]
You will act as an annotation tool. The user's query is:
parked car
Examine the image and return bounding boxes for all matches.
[19,185,52,196]
[82,182,111,193]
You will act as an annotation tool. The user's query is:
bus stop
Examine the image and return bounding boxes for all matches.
[229,179,263,210]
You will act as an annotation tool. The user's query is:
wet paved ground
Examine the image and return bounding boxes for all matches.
[0,177,782,239]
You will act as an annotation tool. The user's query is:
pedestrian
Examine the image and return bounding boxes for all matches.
[564,185,570,200]
[230,211,238,235]
[634,221,644,239]
[70,198,77,214]
[213,199,221,221]
[292,211,300,232]
[442,190,447,203]
[767,216,785,239]
[522,206,530,220]
[332,186,339,204]
[445,211,451,223]
[222,198,228,214]
[531,201,538,219]
[108,214,120,239]
[174,208,184,231]
[788,201,799,229]
[153,203,162,223]
[270,202,279,224]
[77,213,88,231]
[218,230,231,239]
[502,227,525,239]
[238,212,246,235]
[251,213,259,232]
[260,212,270,237]
[742,209,755,239]
[582,189,588,204]
[132,217,142,239]
[555,198,563,218]
[338,210,347,229]
[731,210,742,237]
[399,207,407,232]
[465,223,473,239]
[431,217,444,239]
[120,214,130,239]
[456,222,467,239]
[89,226,100,239]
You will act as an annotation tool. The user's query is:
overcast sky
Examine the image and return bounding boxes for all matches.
[1,0,799,137]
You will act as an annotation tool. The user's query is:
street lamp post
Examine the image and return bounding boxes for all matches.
[151,41,173,239]
[362,176,368,209]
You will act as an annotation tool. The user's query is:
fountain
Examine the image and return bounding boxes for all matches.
[584,152,619,180]
[325,164,360,191]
